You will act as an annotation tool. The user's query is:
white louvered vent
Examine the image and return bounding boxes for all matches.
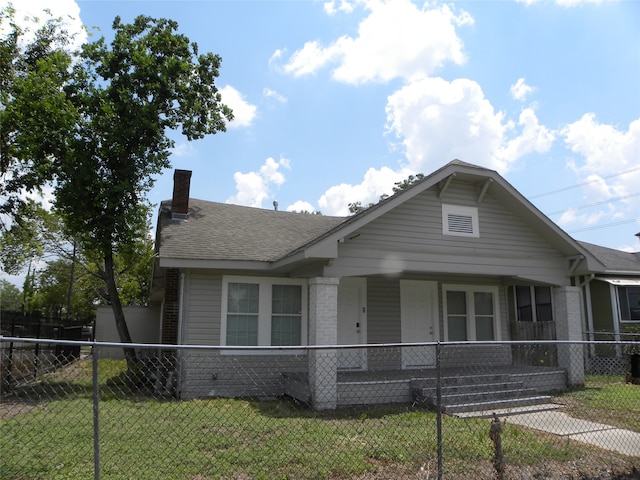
[447,213,474,235]
[442,204,479,238]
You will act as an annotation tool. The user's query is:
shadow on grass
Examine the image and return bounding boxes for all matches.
[245,395,432,421]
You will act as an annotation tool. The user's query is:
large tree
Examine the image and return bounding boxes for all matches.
[2,13,233,365]
[53,16,232,365]
[0,7,77,223]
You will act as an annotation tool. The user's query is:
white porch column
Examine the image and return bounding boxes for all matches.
[554,286,585,386]
[308,277,340,410]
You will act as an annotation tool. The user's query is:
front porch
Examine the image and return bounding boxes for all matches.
[285,364,568,413]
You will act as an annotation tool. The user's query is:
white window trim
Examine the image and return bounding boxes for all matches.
[442,204,479,238]
[220,276,308,355]
[616,285,640,324]
[442,284,501,341]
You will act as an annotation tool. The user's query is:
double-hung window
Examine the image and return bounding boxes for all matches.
[226,282,259,345]
[222,277,307,350]
[271,285,302,345]
[443,285,500,341]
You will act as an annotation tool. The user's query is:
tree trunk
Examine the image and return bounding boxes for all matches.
[103,248,138,368]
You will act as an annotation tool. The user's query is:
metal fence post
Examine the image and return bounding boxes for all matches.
[436,341,443,480]
[92,344,101,480]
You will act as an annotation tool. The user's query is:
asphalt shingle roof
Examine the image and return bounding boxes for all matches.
[579,241,640,274]
[158,199,347,262]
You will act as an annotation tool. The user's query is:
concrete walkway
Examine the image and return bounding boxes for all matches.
[504,409,640,457]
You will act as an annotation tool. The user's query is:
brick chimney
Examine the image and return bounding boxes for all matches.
[171,169,192,219]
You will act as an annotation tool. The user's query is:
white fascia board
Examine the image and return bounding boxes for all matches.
[158,258,271,271]
[596,277,640,286]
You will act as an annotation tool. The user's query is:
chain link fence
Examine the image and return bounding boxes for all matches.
[2,337,639,479]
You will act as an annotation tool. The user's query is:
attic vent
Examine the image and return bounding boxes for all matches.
[442,204,479,238]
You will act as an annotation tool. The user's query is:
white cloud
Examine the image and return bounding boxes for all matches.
[558,114,640,225]
[170,142,196,158]
[385,77,508,172]
[227,157,290,208]
[558,207,607,227]
[282,0,472,84]
[385,77,558,175]
[263,88,287,103]
[518,0,606,6]
[563,114,639,175]
[286,200,316,213]
[220,85,257,128]
[318,166,411,216]
[0,0,87,52]
[498,108,555,164]
[324,0,356,16]
[510,78,535,102]
[283,39,344,77]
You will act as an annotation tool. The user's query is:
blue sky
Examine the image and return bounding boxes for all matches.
[5,0,640,257]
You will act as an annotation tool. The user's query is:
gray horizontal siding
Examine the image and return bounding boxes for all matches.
[179,351,308,399]
[327,180,568,283]
[181,271,222,345]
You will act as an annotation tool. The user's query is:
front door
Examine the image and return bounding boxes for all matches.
[337,277,367,370]
[401,280,438,368]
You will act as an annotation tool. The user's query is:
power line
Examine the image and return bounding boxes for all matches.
[547,192,640,216]
[529,166,640,200]
[567,218,640,234]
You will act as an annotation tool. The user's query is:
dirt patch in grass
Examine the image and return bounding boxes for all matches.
[0,401,37,419]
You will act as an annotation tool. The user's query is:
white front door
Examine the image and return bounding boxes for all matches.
[401,280,438,368]
[337,277,367,370]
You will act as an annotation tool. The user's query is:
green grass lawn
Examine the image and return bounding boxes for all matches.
[555,375,640,432]
[1,362,638,479]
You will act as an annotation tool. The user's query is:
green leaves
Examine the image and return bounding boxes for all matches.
[54,14,232,259]
[2,11,232,343]
[0,8,78,218]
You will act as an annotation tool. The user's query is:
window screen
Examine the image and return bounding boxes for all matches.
[226,283,259,346]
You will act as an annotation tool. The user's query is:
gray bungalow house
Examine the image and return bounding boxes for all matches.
[147,160,607,409]
[578,242,640,370]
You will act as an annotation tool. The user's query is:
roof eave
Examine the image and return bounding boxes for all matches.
[158,257,272,271]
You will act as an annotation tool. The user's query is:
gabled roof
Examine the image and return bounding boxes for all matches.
[156,160,605,273]
[157,199,346,264]
[273,160,601,271]
[579,241,640,275]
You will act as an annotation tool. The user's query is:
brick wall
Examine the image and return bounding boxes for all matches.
[171,169,192,217]
[161,268,180,345]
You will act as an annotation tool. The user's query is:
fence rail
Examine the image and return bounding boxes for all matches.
[1,337,639,479]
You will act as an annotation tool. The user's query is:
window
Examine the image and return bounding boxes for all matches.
[474,292,495,341]
[443,285,500,341]
[221,277,307,351]
[442,204,479,238]
[226,283,259,345]
[618,286,640,322]
[271,285,302,345]
[513,286,553,323]
[446,291,467,341]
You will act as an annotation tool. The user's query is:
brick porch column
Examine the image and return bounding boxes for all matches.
[554,286,585,386]
[308,277,340,410]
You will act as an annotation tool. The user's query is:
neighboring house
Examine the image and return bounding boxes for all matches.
[147,160,608,409]
[578,241,640,370]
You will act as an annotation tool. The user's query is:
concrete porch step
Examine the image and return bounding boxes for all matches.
[417,380,526,396]
[438,387,541,405]
[454,402,562,419]
[442,395,554,415]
